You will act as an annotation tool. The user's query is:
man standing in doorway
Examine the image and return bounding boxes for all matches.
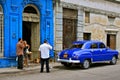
[16,38,25,69]
[38,40,52,73]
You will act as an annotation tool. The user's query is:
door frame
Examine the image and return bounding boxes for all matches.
[22,4,40,60]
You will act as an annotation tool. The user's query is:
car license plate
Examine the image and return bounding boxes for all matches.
[63,54,68,58]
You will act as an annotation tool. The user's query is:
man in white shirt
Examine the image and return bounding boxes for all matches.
[38,40,52,73]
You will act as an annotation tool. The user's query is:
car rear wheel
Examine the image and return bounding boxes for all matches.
[110,56,117,65]
[82,60,90,69]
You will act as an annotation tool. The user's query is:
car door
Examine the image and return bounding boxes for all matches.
[99,43,111,61]
[90,43,102,62]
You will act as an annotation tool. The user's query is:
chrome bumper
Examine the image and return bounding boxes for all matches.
[57,58,80,63]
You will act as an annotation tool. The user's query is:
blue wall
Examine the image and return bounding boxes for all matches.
[0,0,54,68]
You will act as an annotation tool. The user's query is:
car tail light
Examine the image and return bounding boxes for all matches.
[63,53,68,58]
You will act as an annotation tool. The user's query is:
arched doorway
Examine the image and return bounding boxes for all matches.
[0,5,3,57]
[22,4,40,61]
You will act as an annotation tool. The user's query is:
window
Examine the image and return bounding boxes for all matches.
[108,16,115,25]
[90,43,98,49]
[83,33,91,40]
[72,44,83,48]
[85,11,90,23]
[99,43,105,48]
[0,5,3,57]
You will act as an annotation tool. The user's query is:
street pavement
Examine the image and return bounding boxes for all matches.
[0,58,120,74]
[1,60,120,80]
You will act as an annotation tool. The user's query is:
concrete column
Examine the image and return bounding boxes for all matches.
[54,2,63,51]
[77,8,84,40]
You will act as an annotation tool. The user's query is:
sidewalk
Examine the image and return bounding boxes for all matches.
[0,62,60,74]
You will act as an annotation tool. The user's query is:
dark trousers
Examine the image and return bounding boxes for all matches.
[17,55,23,69]
[40,58,50,72]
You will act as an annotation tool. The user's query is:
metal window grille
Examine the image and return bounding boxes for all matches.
[0,14,3,56]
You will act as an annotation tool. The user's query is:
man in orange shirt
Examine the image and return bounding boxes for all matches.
[16,38,25,69]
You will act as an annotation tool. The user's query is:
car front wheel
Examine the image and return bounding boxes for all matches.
[82,60,90,69]
[110,56,117,65]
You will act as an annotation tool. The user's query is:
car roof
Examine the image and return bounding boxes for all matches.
[72,40,102,45]
[72,40,88,45]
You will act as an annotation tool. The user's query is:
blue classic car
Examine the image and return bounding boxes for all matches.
[57,40,119,69]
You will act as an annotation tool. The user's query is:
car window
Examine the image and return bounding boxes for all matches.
[78,44,83,48]
[90,43,98,49]
[72,44,83,48]
[99,43,106,48]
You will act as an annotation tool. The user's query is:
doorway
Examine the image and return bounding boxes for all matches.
[22,5,40,61]
[63,18,77,49]
[107,34,116,49]
[63,8,78,49]
[22,22,31,50]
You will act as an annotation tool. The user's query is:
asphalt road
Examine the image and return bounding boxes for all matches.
[0,60,120,80]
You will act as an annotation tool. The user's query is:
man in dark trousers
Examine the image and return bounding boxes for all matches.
[16,38,25,69]
[38,40,52,73]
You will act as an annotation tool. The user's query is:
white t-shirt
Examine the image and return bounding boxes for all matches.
[38,43,52,59]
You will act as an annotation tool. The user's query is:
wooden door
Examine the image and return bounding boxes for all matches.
[63,18,77,49]
[31,22,40,60]
[107,34,116,49]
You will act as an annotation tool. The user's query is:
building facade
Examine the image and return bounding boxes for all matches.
[54,0,120,53]
[0,0,54,68]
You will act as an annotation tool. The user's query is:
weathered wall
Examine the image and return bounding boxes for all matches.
[54,0,120,52]
[61,0,120,14]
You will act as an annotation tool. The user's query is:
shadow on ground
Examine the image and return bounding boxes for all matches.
[53,63,113,70]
